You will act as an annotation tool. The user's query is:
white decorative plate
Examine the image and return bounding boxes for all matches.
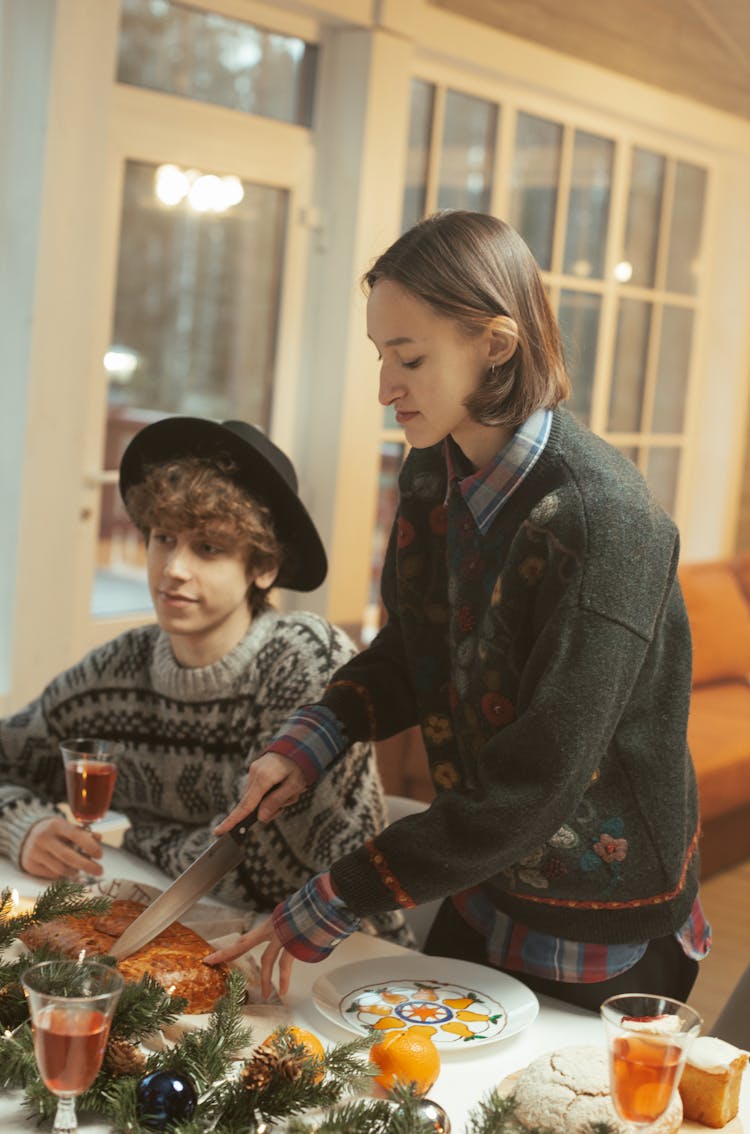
[312,954,538,1051]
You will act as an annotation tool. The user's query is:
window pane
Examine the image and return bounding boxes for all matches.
[623,148,665,287]
[437,89,497,213]
[509,112,562,271]
[645,447,680,515]
[117,0,318,126]
[616,446,639,467]
[665,161,707,295]
[402,79,435,231]
[652,306,694,433]
[558,289,601,424]
[563,130,614,280]
[609,299,652,432]
[369,442,405,608]
[95,158,288,617]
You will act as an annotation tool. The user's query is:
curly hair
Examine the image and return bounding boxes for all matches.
[124,456,284,616]
[362,210,570,428]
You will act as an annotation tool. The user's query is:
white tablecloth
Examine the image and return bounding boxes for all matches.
[2,846,747,1133]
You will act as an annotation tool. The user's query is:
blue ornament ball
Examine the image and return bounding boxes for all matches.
[136,1070,198,1130]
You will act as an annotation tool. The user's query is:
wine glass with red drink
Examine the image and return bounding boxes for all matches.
[21,960,124,1134]
[601,993,702,1130]
[60,738,124,864]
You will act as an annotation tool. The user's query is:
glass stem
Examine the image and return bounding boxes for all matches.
[52,1096,78,1134]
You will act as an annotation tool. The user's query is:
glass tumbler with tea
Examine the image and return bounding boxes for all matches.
[21,959,124,1134]
[601,993,701,1130]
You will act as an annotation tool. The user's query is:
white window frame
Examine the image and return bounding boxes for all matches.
[5,0,318,709]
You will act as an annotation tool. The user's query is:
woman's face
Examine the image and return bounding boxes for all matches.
[367,279,507,467]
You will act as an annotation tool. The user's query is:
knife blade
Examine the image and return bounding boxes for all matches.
[109,803,264,960]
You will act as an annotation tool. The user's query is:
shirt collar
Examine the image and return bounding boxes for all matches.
[445,408,552,534]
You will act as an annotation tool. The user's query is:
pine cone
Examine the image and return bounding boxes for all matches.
[240,1046,303,1092]
[104,1037,148,1077]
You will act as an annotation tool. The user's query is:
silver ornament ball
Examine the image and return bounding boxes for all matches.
[415,1097,451,1133]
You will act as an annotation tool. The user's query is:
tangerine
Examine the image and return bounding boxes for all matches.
[370,1026,441,1096]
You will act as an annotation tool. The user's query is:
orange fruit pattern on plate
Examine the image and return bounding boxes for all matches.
[342,978,507,1047]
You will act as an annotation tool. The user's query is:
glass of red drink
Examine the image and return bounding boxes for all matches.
[601,993,702,1129]
[21,960,124,1134]
[60,737,124,831]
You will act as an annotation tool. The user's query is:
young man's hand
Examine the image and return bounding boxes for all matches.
[214,751,306,832]
[20,816,103,879]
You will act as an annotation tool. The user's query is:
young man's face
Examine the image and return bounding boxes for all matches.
[147,525,275,664]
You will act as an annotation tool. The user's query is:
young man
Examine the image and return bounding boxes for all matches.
[0,417,407,945]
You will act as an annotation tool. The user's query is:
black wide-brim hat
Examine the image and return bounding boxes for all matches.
[119,417,327,592]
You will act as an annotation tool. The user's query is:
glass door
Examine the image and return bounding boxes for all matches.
[95,161,291,618]
[73,6,316,655]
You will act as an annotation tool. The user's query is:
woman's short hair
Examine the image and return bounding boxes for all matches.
[124,456,284,616]
[362,210,570,427]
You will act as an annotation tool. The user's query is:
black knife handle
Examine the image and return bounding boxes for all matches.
[226,788,276,845]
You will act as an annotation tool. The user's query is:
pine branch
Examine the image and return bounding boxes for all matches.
[160,971,254,1091]
[318,1032,373,1091]
[110,974,188,1042]
[0,1025,37,1091]
[464,1086,620,1134]
[282,1098,400,1133]
[0,879,111,955]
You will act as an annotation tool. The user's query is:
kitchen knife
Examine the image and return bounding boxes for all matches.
[109,801,265,960]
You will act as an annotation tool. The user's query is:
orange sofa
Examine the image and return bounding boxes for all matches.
[375,551,750,879]
[679,552,750,876]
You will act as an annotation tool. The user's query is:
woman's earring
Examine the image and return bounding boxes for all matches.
[490,363,498,378]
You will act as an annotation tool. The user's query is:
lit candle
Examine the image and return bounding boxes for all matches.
[3,889,35,918]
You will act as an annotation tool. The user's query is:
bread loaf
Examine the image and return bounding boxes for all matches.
[20,898,228,1014]
[511,1046,682,1134]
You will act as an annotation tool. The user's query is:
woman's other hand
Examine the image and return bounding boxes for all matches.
[205,916,295,999]
[205,872,358,998]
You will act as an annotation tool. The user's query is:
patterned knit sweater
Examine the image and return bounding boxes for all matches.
[0,611,407,944]
[322,409,700,945]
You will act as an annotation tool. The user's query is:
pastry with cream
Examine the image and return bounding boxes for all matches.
[678,1035,748,1128]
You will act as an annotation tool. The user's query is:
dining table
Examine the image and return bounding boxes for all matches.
[2,842,747,1133]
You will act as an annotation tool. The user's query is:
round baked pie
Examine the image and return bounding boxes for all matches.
[20,898,228,1014]
[510,1045,683,1134]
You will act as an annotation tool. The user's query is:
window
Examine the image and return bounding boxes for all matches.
[117,0,318,126]
[367,78,708,589]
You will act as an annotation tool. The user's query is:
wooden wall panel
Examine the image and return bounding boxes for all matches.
[432,0,750,120]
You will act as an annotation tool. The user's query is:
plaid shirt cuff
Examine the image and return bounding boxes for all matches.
[272,872,360,962]
[267,705,347,786]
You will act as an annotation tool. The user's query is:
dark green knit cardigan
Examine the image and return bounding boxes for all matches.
[326,408,700,945]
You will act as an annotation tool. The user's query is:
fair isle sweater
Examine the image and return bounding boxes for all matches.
[0,611,407,945]
[322,408,701,945]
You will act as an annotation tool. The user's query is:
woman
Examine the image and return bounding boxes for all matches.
[208,212,709,1009]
